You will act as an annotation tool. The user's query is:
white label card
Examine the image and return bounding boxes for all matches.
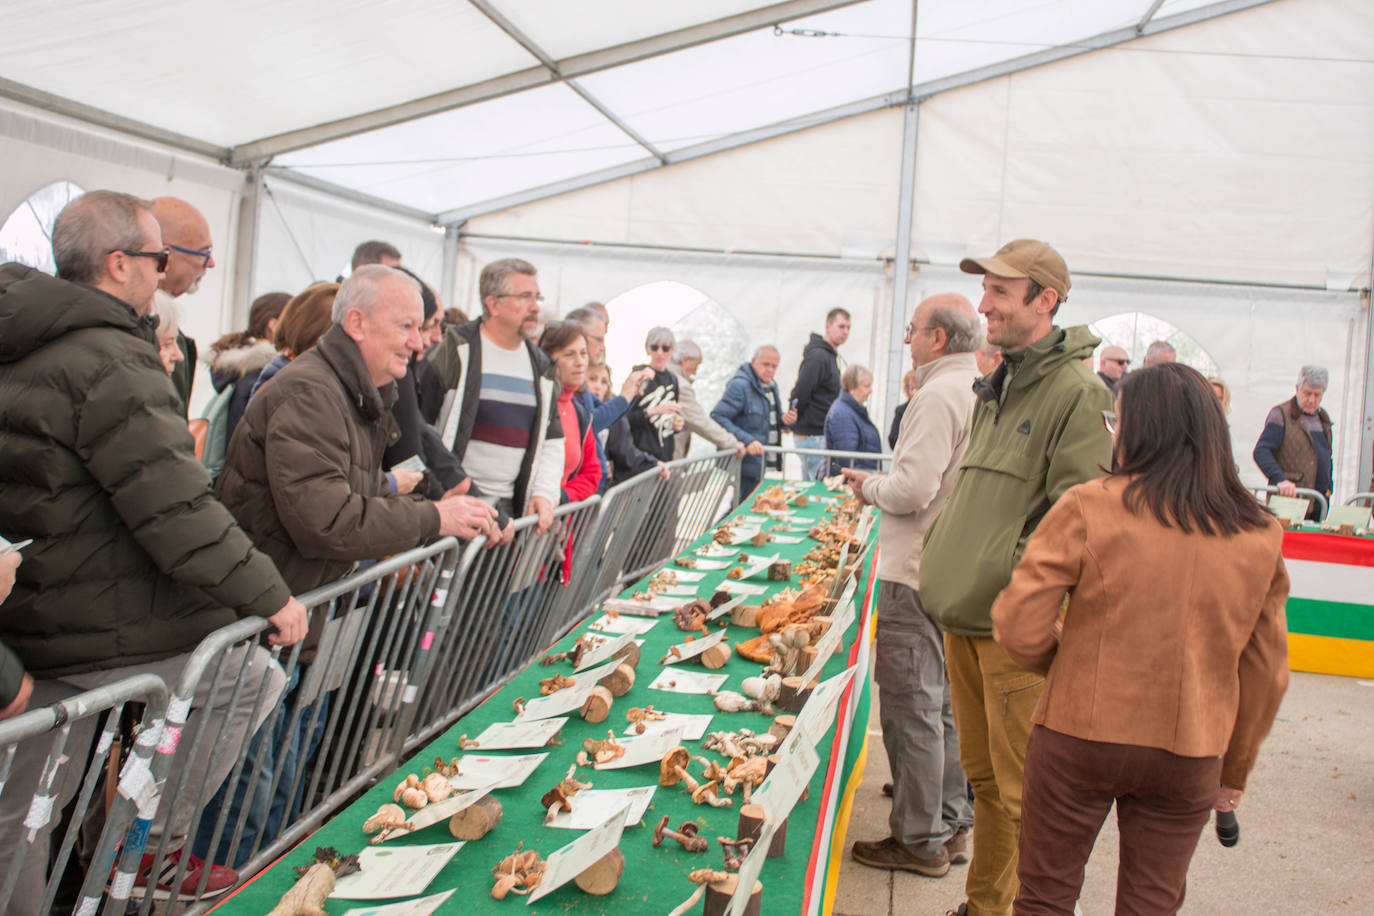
[717,581,768,597]
[658,584,702,597]
[692,543,737,557]
[602,597,677,617]
[658,628,726,666]
[648,669,729,695]
[623,712,712,741]
[375,781,502,841]
[594,729,683,770]
[683,558,731,570]
[770,535,805,544]
[753,740,820,827]
[588,614,658,636]
[705,594,746,622]
[527,806,629,904]
[329,843,462,900]
[798,621,844,686]
[781,666,857,756]
[446,753,547,790]
[575,632,637,672]
[470,717,567,750]
[515,677,598,721]
[667,569,707,582]
[545,786,657,830]
[339,889,456,916]
[1327,504,1372,529]
[1267,495,1310,523]
[733,553,781,580]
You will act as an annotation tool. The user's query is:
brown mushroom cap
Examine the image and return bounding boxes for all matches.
[541,786,569,810]
[692,780,719,804]
[679,822,700,838]
[659,747,691,787]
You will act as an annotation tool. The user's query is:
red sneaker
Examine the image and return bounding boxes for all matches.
[134,848,238,901]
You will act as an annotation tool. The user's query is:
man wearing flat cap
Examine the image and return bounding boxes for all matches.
[918,239,1114,916]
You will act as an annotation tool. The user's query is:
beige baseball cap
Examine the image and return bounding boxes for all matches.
[960,239,1070,303]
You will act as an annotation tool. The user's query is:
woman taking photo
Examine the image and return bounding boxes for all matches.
[538,321,602,503]
[991,363,1289,915]
[626,326,682,462]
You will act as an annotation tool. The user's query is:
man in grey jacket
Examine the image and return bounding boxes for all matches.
[670,339,743,460]
[843,294,981,877]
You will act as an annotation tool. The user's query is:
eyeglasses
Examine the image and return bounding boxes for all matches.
[112,249,169,271]
[167,243,212,267]
[648,343,673,352]
[1102,410,1117,435]
[494,291,545,304]
[903,324,936,342]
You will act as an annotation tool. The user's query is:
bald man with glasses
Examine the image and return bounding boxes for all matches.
[152,197,217,412]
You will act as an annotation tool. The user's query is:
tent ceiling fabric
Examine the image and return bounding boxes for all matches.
[2,0,1264,219]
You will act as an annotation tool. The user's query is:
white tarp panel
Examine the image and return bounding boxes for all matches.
[465,0,1373,289]
[256,177,446,303]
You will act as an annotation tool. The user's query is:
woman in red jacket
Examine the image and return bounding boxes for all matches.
[539,321,602,503]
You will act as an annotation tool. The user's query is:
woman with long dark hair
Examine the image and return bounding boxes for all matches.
[992,363,1290,915]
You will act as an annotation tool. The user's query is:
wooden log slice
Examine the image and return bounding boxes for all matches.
[768,714,796,743]
[699,642,732,670]
[776,676,811,713]
[448,794,502,840]
[738,803,787,858]
[612,641,642,670]
[599,662,636,697]
[731,604,760,628]
[580,685,614,723]
[573,847,625,895]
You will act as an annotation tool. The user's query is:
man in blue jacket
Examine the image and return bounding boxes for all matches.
[711,345,797,501]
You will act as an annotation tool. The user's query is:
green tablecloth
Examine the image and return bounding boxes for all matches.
[214,481,877,915]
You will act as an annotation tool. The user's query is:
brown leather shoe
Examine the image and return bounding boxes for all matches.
[944,826,970,864]
[850,836,950,876]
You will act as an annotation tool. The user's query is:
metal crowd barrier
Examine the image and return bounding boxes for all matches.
[762,444,894,482]
[1249,484,1329,520]
[406,497,604,752]
[0,673,168,916]
[1345,492,1374,508]
[143,538,464,914]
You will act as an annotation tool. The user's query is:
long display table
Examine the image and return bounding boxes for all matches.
[212,480,877,915]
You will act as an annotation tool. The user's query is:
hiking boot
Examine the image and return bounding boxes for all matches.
[944,826,970,864]
[882,781,893,797]
[133,849,237,901]
[944,903,969,916]
[850,836,950,876]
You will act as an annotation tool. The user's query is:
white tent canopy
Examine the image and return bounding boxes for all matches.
[1,0,1371,493]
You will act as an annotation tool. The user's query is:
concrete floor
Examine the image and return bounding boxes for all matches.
[832,670,1374,915]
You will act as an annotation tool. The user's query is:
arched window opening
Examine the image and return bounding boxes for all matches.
[0,181,86,275]
[1088,311,1219,378]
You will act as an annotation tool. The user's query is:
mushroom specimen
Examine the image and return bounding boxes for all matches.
[362,803,412,843]
[665,869,732,916]
[709,690,772,715]
[541,764,592,823]
[576,731,626,767]
[692,780,733,808]
[659,746,701,794]
[491,842,546,899]
[723,757,769,804]
[652,815,709,852]
[392,775,429,809]
[624,705,667,735]
[539,674,575,694]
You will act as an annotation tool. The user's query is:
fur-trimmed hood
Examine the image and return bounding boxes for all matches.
[210,339,278,383]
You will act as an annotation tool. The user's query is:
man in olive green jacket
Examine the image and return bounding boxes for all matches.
[918,239,1113,916]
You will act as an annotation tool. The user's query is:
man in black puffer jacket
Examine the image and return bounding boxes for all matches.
[0,190,306,907]
[789,307,850,480]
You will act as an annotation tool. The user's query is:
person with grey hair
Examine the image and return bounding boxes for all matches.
[823,364,883,474]
[670,338,744,460]
[711,344,792,501]
[626,326,684,463]
[428,256,565,536]
[844,293,981,878]
[1143,339,1177,367]
[0,189,307,904]
[1253,364,1333,519]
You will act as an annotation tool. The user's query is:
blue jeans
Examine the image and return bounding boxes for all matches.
[795,434,827,481]
[191,666,327,868]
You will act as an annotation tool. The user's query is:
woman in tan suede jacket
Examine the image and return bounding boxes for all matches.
[992,363,1290,916]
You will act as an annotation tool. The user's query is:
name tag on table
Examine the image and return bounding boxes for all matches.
[622,712,712,741]
[649,669,728,694]
[593,729,683,770]
[545,786,656,830]
[1326,504,1372,529]
[446,753,547,791]
[469,717,567,750]
[528,806,629,904]
[588,614,659,636]
[779,665,857,757]
[1268,495,1310,523]
[658,628,726,666]
[798,620,844,686]
[330,843,461,900]
[575,632,637,672]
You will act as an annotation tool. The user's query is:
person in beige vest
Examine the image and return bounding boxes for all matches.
[669,339,743,460]
[843,293,982,877]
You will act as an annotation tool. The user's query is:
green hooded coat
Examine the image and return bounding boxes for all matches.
[919,325,1114,636]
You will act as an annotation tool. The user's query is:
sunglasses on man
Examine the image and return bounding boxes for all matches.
[112,248,169,271]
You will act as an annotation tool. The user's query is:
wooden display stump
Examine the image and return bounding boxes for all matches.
[776,676,811,713]
[768,714,796,743]
[580,685,613,723]
[574,848,625,895]
[599,662,636,697]
[731,604,760,628]
[448,795,502,840]
[703,873,762,916]
[613,641,642,669]
[737,803,786,858]
[699,642,731,669]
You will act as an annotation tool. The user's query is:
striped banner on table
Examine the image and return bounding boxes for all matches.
[1282,531,1374,678]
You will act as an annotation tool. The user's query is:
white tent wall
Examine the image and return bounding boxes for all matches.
[458,237,891,423]
[0,98,243,415]
[254,177,446,305]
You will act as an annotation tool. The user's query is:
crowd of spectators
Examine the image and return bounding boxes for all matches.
[0,189,1320,913]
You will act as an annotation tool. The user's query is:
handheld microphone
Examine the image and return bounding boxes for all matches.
[1215,810,1239,847]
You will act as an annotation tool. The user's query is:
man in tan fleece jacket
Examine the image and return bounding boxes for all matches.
[843,293,982,877]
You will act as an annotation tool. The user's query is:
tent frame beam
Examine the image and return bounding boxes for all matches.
[466,0,668,164]
[227,0,864,166]
[436,0,1277,224]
